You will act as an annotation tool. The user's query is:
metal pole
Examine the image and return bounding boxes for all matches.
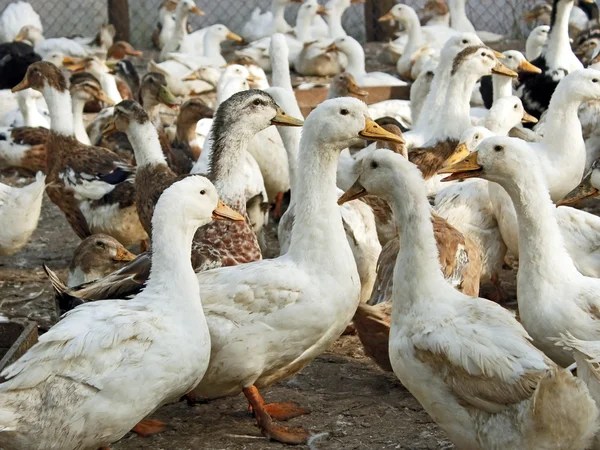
[108,0,130,42]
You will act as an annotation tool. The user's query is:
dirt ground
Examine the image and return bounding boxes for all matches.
[0,39,544,449]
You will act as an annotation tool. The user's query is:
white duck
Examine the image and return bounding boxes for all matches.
[0,88,49,128]
[0,171,45,256]
[447,0,504,43]
[559,157,600,205]
[240,0,301,43]
[0,1,42,43]
[187,98,401,445]
[14,25,91,59]
[0,176,242,450]
[330,36,407,87]
[158,0,204,61]
[443,136,600,369]
[526,25,550,61]
[488,69,600,278]
[342,147,598,450]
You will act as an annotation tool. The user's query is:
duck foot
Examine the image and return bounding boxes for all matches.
[272,192,285,220]
[131,419,167,437]
[249,401,311,421]
[243,386,311,445]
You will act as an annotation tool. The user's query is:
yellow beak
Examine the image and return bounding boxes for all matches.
[557,174,599,206]
[271,108,304,127]
[492,61,518,78]
[518,59,542,74]
[95,90,115,106]
[212,200,245,221]
[438,152,483,182]
[190,5,204,15]
[338,179,368,205]
[359,117,405,145]
[11,77,30,93]
[442,142,471,169]
[378,11,395,22]
[113,246,136,262]
[226,31,244,43]
[522,111,538,124]
[102,120,118,137]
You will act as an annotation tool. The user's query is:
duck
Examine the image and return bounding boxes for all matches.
[65,56,124,105]
[66,234,136,287]
[13,61,146,245]
[526,25,550,61]
[420,0,450,27]
[326,0,364,39]
[328,35,408,87]
[447,0,505,43]
[443,134,600,369]
[169,97,214,170]
[158,0,204,61]
[0,171,45,256]
[14,24,106,59]
[240,0,302,43]
[0,175,242,450]
[518,0,584,121]
[0,40,40,89]
[152,0,191,50]
[185,98,402,445]
[559,157,600,205]
[488,69,600,278]
[0,88,48,129]
[346,147,598,450]
[478,50,541,110]
[0,1,42,43]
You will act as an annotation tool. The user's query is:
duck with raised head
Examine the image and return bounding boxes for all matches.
[12,61,146,246]
[0,176,242,450]
[0,171,45,256]
[421,0,450,27]
[526,25,550,61]
[240,0,302,43]
[344,147,598,450]
[0,1,42,43]
[152,0,191,50]
[559,157,600,205]
[158,0,204,60]
[447,0,504,43]
[186,98,402,445]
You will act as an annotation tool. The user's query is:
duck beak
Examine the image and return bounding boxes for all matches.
[317,5,327,15]
[359,117,405,144]
[212,200,245,221]
[158,86,179,108]
[521,10,538,22]
[183,72,198,81]
[492,61,518,78]
[95,89,115,106]
[190,5,204,15]
[338,179,367,205]
[522,111,538,124]
[226,31,244,43]
[491,49,505,59]
[518,59,542,74]
[11,76,30,93]
[271,108,304,127]
[114,246,136,262]
[66,61,87,73]
[246,74,261,86]
[13,30,26,42]
[378,11,394,22]
[557,174,599,206]
[439,152,483,181]
[442,142,471,169]
[102,120,118,136]
[348,81,368,97]
[126,48,143,57]
[62,55,80,66]
[324,42,337,52]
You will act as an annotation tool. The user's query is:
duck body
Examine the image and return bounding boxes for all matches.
[0,126,47,172]
[0,41,40,89]
[0,176,218,450]
[0,171,45,256]
[0,1,42,43]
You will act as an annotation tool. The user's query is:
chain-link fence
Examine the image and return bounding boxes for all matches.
[0,0,554,49]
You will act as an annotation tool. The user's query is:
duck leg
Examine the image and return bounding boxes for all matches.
[131,419,167,437]
[243,385,311,445]
[272,192,285,220]
[486,273,507,304]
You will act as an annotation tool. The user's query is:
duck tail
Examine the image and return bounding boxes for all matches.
[42,264,84,314]
[528,366,599,450]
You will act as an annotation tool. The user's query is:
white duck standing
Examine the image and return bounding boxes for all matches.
[341,148,598,450]
[0,171,45,256]
[0,176,244,450]
[187,98,402,445]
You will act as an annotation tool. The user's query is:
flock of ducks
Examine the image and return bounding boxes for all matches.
[3,0,600,448]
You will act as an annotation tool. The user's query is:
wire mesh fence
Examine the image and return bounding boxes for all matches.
[0,0,552,50]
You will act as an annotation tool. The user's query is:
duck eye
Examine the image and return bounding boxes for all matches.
[253,99,262,106]
[371,161,378,169]
[508,55,513,59]
[494,145,503,152]
[475,134,480,139]
[96,241,106,249]
[340,109,349,115]
[514,104,518,109]
[462,39,468,44]
[200,189,206,195]
[593,79,599,83]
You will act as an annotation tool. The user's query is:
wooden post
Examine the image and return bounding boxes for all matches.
[365,0,397,42]
[108,0,130,42]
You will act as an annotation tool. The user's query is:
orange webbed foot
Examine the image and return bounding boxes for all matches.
[249,401,311,421]
[131,419,167,437]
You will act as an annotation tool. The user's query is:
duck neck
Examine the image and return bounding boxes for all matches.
[278,126,300,201]
[203,32,222,59]
[208,123,257,212]
[272,0,289,32]
[126,121,167,167]
[389,176,448,309]
[287,136,349,264]
[295,11,314,42]
[429,70,479,140]
[17,91,40,127]
[546,0,576,68]
[141,96,163,129]
[498,169,580,281]
[344,42,366,77]
[402,9,424,56]
[414,58,452,130]
[43,86,74,136]
[448,0,476,33]
[492,74,513,101]
[173,7,190,47]
[272,52,293,92]
[71,96,91,145]
[176,115,200,148]
[327,6,346,38]
[483,114,513,135]
[97,73,123,104]
[145,211,203,304]
[526,38,543,61]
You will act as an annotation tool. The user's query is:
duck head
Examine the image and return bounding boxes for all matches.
[103,100,149,136]
[12,61,68,94]
[140,72,179,109]
[13,25,43,45]
[443,126,494,168]
[69,72,115,105]
[328,72,368,99]
[107,41,143,60]
[498,50,541,74]
[450,45,518,80]
[558,158,600,206]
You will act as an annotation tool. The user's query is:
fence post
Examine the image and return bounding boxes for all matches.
[365,0,396,42]
[108,0,130,42]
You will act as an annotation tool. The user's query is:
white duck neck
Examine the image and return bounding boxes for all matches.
[429,69,480,141]
[203,30,223,60]
[546,0,581,71]
[279,126,300,201]
[295,10,315,42]
[71,95,91,145]
[414,57,453,130]
[97,72,122,104]
[400,8,425,57]
[272,0,290,32]
[497,165,581,282]
[483,112,516,136]
[287,131,351,264]
[43,86,74,136]
[389,173,448,307]
[492,74,513,101]
[172,6,190,49]
[343,41,366,77]
[17,90,44,127]
[271,48,293,92]
[146,207,204,304]
[126,121,167,167]
[447,0,476,33]
[327,5,347,38]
